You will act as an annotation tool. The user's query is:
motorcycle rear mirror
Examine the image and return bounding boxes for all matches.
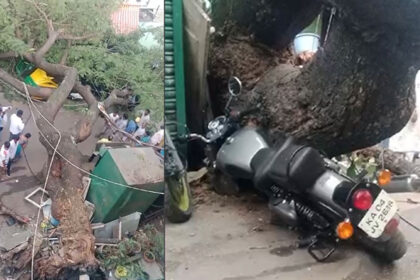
[228,76,242,97]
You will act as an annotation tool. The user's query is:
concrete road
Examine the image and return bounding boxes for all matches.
[166,184,420,280]
[0,92,104,220]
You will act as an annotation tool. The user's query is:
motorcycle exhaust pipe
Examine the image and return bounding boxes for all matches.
[383,174,420,193]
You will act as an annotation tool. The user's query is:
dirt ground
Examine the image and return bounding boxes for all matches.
[166,181,420,280]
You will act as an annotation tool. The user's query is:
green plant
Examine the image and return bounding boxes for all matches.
[99,238,147,279]
[336,152,378,180]
[143,224,164,262]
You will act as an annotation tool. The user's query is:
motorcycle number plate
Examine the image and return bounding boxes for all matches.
[357,190,398,239]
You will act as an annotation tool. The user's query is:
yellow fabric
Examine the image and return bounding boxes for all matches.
[30,68,58,88]
[98,138,111,143]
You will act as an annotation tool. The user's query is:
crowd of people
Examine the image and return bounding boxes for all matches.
[0,106,31,178]
[102,109,164,147]
[0,106,164,178]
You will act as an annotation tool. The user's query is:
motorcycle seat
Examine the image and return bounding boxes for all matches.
[251,137,325,192]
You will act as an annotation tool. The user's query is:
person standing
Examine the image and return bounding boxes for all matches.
[0,106,11,140]
[102,112,119,137]
[0,141,10,177]
[116,113,129,130]
[150,125,164,146]
[140,130,152,143]
[6,136,18,176]
[9,110,24,140]
[125,118,138,134]
[138,109,151,128]
[133,123,146,138]
[14,133,31,159]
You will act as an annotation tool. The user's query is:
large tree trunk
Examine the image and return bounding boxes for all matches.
[208,0,420,156]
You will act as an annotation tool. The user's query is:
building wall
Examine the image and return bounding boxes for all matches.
[111,4,141,34]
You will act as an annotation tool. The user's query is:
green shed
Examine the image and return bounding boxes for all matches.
[87,147,164,223]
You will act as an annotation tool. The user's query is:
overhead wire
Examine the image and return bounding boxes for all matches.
[24,83,62,280]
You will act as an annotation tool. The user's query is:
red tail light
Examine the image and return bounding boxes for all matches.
[352,189,373,210]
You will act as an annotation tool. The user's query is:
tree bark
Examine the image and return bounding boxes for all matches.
[208,0,420,156]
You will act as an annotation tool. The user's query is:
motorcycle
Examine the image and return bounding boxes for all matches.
[187,76,407,262]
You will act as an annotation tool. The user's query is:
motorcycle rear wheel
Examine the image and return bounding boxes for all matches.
[165,172,193,223]
[357,230,407,262]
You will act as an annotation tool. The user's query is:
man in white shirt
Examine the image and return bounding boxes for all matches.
[6,137,18,176]
[138,109,150,128]
[9,110,25,140]
[116,113,129,130]
[133,123,146,139]
[0,106,11,140]
[150,125,164,146]
[0,141,10,176]
[102,112,119,137]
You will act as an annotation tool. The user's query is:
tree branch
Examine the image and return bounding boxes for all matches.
[0,68,54,99]
[34,30,61,63]
[59,33,97,41]
[71,86,130,143]
[26,0,54,33]
[60,40,72,65]
[44,67,78,121]
[0,52,18,59]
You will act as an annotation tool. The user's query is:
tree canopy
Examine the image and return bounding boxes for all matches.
[0,0,163,121]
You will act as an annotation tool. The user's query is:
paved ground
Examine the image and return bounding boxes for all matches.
[0,91,104,222]
[166,183,420,280]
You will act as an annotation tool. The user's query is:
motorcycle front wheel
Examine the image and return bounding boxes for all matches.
[165,172,193,223]
[356,230,407,262]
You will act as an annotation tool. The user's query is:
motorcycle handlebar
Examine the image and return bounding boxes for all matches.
[188,133,212,144]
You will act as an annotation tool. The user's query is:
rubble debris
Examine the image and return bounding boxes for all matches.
[0,223,32,251]
[85,201,95,221]
[82,176,91,200]
[91,223,105,230]
[96,217,164,280]
[0,203,30,224]
[95,238,120,244]
[24,187,49,208]
[187,167,208,183]
[93,212,141,240]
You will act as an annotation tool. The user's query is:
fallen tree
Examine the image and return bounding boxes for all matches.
[0,0,159,278]
[208,0,420,156]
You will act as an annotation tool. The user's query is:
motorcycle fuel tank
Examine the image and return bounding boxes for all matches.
[216,127,269,179]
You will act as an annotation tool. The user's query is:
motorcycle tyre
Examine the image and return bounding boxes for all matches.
[356,229,407,263]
